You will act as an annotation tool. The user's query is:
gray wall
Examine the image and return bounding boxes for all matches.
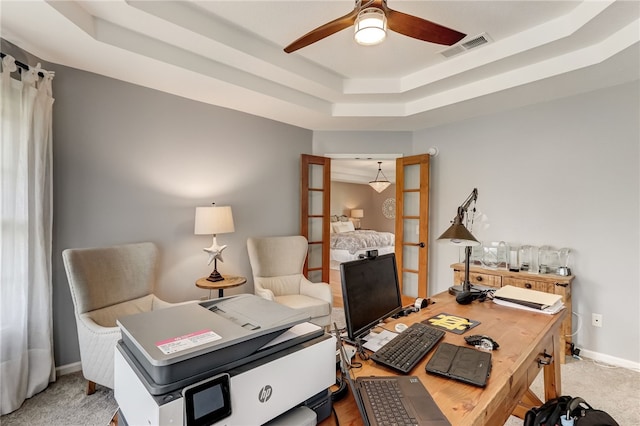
[314,83,639,366]
[51,65,311,366]
[416,81,639,365]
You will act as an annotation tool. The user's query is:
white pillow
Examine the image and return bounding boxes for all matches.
[334,222,354,233]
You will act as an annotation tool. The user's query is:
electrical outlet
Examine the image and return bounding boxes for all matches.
[592,313,603,327]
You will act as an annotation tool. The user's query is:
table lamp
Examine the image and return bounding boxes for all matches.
[351,209,364,230]
[437,188,480,300]
[194,203,235,282]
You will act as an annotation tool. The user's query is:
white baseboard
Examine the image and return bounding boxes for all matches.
[579,349,640,371]
[56,361,82,376]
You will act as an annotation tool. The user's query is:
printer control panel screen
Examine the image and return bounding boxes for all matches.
[182,373,231,426]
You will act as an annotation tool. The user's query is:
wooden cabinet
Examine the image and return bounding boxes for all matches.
[451,263,575,360]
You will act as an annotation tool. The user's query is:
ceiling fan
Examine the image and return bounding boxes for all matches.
[284,0,466,53]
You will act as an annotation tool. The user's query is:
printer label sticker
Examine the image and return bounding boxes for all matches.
[156,329,221,355]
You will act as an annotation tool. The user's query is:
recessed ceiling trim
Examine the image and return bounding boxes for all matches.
[405,23,640,116]
[401,0,615,92]
[126,0,346,97]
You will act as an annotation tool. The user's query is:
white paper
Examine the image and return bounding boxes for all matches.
[493,285,562,307]
[493,297,565,315]
[362,329,399,352]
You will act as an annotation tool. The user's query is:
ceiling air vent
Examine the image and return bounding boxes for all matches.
[440,33,491,58]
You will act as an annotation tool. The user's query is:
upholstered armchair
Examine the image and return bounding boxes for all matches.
[62,242,179,394]
[247,236,332,327]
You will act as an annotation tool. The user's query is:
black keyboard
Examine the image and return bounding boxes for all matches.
[371,322,445,374]
[359,378,416,425]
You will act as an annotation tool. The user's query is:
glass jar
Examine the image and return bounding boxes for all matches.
[497,241,509,269]
[539,245,559,274]
[519,245,533,272]
[508,245,520,272]
[528,245,539,274]
[557,247,572,275]
[481,242,499,269]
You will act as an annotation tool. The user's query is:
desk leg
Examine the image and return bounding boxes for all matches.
[513,331,563,420]
[218,289,224,298]
[543,332,562,400]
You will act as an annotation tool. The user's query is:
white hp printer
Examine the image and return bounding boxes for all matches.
[114,294,335,426]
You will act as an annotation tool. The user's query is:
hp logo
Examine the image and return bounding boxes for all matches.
[258,385,273,403]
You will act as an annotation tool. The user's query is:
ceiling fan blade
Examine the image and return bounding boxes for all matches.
[383,4,466,46]
[284,8,359,53]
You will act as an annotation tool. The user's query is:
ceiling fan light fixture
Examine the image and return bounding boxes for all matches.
[354,7,387,46]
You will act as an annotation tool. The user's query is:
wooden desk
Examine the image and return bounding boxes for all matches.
[195,275,246,298]
[322,291,565,426]
[450,263,574,359]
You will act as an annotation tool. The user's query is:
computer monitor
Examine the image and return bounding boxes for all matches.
[340,253,403,341]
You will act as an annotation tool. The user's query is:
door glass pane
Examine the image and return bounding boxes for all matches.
[403,164,420,190]
[404,192,419,216]
[309,191,323,216]
[308,243,323,269]
[403,219,419,244]
[402,272,418,297]
[403,245,419,270]
[309,164,324,189]
[309,217,323,242]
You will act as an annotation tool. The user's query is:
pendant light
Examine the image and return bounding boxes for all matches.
[369,162,391,193]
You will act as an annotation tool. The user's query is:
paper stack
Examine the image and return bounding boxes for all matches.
[492,285,564,314]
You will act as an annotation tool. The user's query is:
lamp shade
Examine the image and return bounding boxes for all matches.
[369,181,391,193]
[351,209,364,218]
[437,220,480,247]
[194,205,235,235]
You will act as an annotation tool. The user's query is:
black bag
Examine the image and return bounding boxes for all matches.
[569,397,619,426]
[523,395,619,426]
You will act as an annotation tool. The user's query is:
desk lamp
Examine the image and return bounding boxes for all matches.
[194,203,235,282]
[437,188,480,300]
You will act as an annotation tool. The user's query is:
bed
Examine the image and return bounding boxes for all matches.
[330,219,395,263]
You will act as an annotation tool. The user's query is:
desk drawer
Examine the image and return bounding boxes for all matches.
[503,277,553,293]
[453,270,501,288]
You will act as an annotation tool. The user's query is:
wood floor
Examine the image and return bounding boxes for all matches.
[329,268,343,308]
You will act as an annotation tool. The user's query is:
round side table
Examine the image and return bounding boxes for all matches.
[196,275,246,298]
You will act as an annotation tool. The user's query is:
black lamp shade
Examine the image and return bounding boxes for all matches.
[437,220,480,246]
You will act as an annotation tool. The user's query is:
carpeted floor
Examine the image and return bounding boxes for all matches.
[0,371,118,426]
[503,356,640,425]
[2,309,638,426]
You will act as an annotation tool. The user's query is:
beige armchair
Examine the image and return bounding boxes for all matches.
[62,242,178,394]
[247,236,332,327]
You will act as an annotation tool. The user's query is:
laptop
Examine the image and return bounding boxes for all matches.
[425,342,492,387]
[334,324,451,426]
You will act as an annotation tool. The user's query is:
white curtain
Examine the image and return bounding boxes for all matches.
[0,54,55,414]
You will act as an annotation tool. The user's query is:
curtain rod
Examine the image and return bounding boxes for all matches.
[0,52,46,77]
